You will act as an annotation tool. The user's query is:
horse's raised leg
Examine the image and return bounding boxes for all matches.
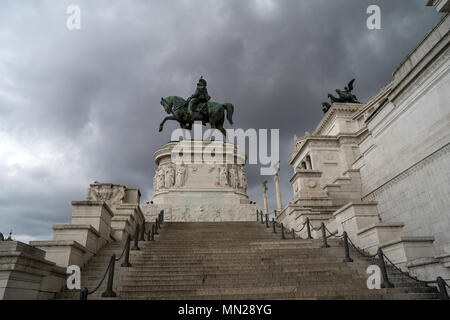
[159,116,177,132]
[216,123,227,137]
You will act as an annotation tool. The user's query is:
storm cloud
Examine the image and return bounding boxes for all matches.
[0,0,441,241]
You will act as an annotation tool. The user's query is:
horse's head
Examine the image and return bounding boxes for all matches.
[160,97,172,114]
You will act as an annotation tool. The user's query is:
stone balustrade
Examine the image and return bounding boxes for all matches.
[31,183,143,269]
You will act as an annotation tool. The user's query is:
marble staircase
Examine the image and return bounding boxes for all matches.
[55,222,440,300]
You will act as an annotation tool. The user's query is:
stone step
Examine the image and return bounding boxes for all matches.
[118,265,362,272]
[113,283,436,295]
[55,222,439,300]
[56,289,439,301]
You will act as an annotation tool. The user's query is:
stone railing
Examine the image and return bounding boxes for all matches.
[0,241,67,299]
[29,184,144,270]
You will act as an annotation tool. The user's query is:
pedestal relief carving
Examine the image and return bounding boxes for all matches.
[175,163,186,187]
[218,166,229,187]
[164,165,175,189]
[86,182,125,205]
[158,167,166,191]
[229,167,239,189]
[239,170,247,193]
[149,141,259,222]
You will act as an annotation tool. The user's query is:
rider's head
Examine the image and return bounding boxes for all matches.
[198,76,207,87]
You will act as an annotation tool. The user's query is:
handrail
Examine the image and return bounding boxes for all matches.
[80,210,165,300]
[260,216,449,300]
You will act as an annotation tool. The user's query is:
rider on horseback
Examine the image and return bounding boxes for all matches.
[186,76,211,122]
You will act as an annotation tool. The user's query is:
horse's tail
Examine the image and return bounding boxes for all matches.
[223,103,234,125]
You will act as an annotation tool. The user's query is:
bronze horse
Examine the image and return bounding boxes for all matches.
[159,96,234,136]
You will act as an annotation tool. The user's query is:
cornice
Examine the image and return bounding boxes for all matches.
[312,103,363,136]
[289,128,368,165]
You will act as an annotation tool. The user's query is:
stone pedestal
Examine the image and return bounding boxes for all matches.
[110,204,144,241]
[333,201,381,244]
[30,240,87,268]
[142,140,259,222]
[357,222,405,255]
[71,201,114,246]
[52,224,100,258]
[290,170,328,199]
[0,241,66,299]
[380,236,435,270]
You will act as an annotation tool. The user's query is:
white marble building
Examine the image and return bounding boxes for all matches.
[279,11,450,281]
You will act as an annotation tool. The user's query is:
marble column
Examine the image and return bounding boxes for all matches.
[274,172,282,212]
[262,184,269,214]
[305,156,312,170]
[263,193,269,214]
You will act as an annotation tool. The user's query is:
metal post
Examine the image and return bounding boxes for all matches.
[121,234,132,267]
[80,287,88,300]
[291,228,295,240]
[281,223,285,240]
[320,222,329,248]
[436,277,449,300]
[342,232,353,262]
[154,218,159,235]
[260,211,264,224]
[272,218,276,233]
[377,249,394,288]
[256,210,259,222]
[131,224,140,251]
[265,214,269,228]
[140,219,145,241]
[306,217,312,239]
[151,224,155,241]
[146,227,151,241]
[101,254,117,298]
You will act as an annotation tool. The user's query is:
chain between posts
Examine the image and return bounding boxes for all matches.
[80,211,165,300]
[257,215,450,300]
[380,249,450,299]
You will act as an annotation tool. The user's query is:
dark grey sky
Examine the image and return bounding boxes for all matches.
[0,0,442,242]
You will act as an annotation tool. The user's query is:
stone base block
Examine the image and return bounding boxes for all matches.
[0,241,66,300]
[333,202,381,244]
[380,236,435,271]
[357,222,405,255]
[407,256,450,283]
[111,217,132,242]
[71,201,114,242]
[53,224,100,254]
[292,197,333,207]
[143,201,259,222]
[30,240,87,268]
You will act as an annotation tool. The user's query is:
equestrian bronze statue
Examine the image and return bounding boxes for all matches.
[159,77,234,137]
